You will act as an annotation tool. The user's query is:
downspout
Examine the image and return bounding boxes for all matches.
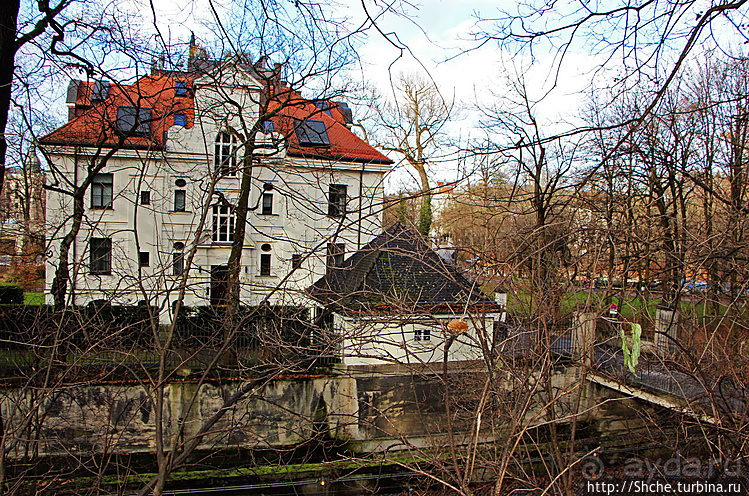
[71,147,78,305]
[357,164,364,249]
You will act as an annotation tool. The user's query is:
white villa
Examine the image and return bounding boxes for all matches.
[40,57,392,322]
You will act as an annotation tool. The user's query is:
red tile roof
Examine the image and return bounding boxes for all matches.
[41,73,393,165]
[269,88,391,164]
[40,75,195,150]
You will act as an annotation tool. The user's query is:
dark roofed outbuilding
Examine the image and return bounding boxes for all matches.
[308,223,501,315]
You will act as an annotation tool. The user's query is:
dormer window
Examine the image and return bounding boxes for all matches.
[91,81,110,103]
[314,100,333,117]
[116,106,152,134]
[175,80,188,97]
[215,132,238,176]
[294,119,330,147]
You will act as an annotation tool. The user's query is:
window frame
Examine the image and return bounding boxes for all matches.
[294,119,330,146]
[328,184,347,217]
[174,112,187,127]
[212,205,235,243]
[91,173,114,209]
[414,327,432,342]
[174,189,186,212]
[90,237,112,275]
[91,81,110,103]
[291,253,302,269]
[116,106,152,135]
[172,253,184,276]
[261,192,273,215]
[175,80,188,97]
[214,132,238,177]
[327,243,345,270]
[260,253,272,276]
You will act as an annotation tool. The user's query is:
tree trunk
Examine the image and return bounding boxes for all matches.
[0,0,21,196]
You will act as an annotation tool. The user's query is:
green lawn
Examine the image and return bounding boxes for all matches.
[503,288,743,322]
[24,292,43,305]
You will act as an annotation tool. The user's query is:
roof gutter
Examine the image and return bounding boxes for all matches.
[287,150,392,165]
[38,139,164,152]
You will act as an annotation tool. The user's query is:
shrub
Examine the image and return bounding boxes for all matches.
[0,285,24,304]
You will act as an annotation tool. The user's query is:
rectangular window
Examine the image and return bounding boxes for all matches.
[90,238,112,275]
[262,120,274,133]
[260,253,271,276]
[116,106,152,134]
[91,173,113,209]
[212,205,235,242]
[173,253,184,276]
[174,113,187,127]
[414,327,431,342]
[139,251,150,267]
[328,184,347,217]
[327,243,345,270]
[215,133,237,176]
[175,80,188,97]
[291,253,302,269]
[261,192,273,215]
[140,190,150,205]
[174,190,186,212]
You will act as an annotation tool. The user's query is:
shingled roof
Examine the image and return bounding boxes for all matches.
[308,223,501,315]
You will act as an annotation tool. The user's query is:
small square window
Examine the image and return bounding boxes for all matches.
[173,253,184,276]
[260,253,271,276]
[140,190,150,205]
[175,80,188,97]
[261,192,273,215]
[174,190,186,212]
[414,327,431,342]
[174,113,187,127]
[262,120,274,133]
[139,251,150,267]
[291,254,302,269]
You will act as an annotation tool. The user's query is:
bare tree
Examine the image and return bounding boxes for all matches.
[370,72,453,235]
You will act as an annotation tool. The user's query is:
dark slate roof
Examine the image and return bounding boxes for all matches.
[308,223,502,315]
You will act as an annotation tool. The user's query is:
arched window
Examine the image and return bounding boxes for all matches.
[214,132,238,176]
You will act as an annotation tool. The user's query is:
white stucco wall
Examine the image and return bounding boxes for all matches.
[43,68,388,322]
[337,313,501,366]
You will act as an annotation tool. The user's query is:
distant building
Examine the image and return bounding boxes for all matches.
[0,149,45,260]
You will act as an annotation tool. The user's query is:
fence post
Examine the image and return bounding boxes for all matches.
[655,307,679,355]
[573,311,596,368]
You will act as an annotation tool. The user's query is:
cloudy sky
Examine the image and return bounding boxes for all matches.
[145,0,598,189]
[51,0,735,191]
